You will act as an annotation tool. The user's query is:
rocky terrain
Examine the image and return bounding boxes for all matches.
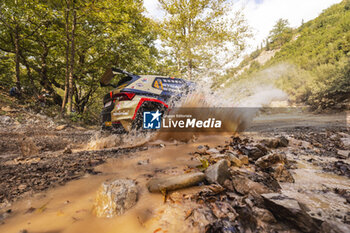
[155,131,350,232]
[0,104,349,233]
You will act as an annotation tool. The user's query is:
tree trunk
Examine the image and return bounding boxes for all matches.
[19,52,38,96]
[187,59,192,80]
[14,24,21,92]
[61,0,70,114]
[67,1,76,115]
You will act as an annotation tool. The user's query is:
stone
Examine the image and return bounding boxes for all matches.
[245,171,281,192]
[18,184,27,190]
[207,148,220,155]
[320,220,350,233]
[239,155,249,165]
[147,172,205,193]
[228,154,242,167]
[255,153,286,169]
[196,145,209,154]
[340,137,350,149]
[240,145,267,160]
[278,136,289,147]
[253,207,276,223]
[272,163,295,183]
[92,179,138,218]
[261,136,289,148]
[63,146,72,154]
[261,193,322,233]
[337,150,349,159]
[0,115,12,125]
[55,125,67,131]
[205,160,231,185]
[137,159,149,165]
[232,176,270,195]
[261,139,280,148]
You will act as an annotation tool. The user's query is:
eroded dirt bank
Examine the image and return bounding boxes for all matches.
[0,109,349,233]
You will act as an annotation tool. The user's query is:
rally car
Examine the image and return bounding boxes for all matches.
[100,68,193,132]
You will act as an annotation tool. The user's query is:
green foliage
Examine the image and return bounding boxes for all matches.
[220,0,350,110]
[158,0,250,79]
[0,0,159,123]
[307,58,350,109]
[268,19,293,49]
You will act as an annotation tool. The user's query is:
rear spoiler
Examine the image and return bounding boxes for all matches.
[100,68,139,87]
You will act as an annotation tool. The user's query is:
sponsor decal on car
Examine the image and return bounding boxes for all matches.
[104,101,112,107]
[113,111,129,116]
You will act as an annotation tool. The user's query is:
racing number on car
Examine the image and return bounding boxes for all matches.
[154,80,164,90]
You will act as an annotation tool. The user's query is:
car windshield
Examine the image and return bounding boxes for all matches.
[116,76,132,87]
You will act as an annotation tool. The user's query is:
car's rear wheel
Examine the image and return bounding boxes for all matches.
[131,102,165,132]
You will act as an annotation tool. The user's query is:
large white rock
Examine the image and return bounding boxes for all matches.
[93,179,138,218]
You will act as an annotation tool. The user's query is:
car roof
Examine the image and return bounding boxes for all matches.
[139,75,180,79]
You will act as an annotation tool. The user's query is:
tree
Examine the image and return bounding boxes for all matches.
[268,18,292,48]
[158,0,250,79]
[0,0,28,92]
[0,0,159,121]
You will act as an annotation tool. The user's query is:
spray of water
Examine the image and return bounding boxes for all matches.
[87,64,291,148]
[85,130,155,150]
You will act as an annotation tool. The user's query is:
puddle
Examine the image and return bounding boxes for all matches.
[281,159,350,219]
[0,135,228,233]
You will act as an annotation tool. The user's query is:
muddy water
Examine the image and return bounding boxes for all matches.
[0,135,229,233]
[281,157,350,219]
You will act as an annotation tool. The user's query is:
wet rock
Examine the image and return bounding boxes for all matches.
[228,154,242,167]
[55,125,67,131]
[240,145,267,160]
[205,160,230,185]
[236,205,257,231]
[92,179,138,218]
[18,184,27,191]
[260,138,280,148]
[205,219,238,233]
[232,169,281,193]
[253,207,276,223]
[262,193,322,232]
[260,136,289,148]
[334,188,350,203]
[196,145,209,154]
[340,137,350,149]
[63,146,72,154]
[272,163,295,183]
[239,155,249,165]
[337,150,349,159]
[147,172,205,193]
[255,153,286,169]
[137,159,149,165]
[206,148,220,155]
[210,154,228,164]
[320,220,350,233]
[0,115,12,125]
[278,136,289,147]
[232,176,270,195]
[323,161,350,178]
[0,209,11,222]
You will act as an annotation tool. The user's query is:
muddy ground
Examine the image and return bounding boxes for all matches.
[0,106,349,233]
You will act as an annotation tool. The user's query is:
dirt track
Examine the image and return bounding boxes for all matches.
[0,109,349,232]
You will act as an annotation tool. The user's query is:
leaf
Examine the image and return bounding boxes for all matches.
[36,201,49,213]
